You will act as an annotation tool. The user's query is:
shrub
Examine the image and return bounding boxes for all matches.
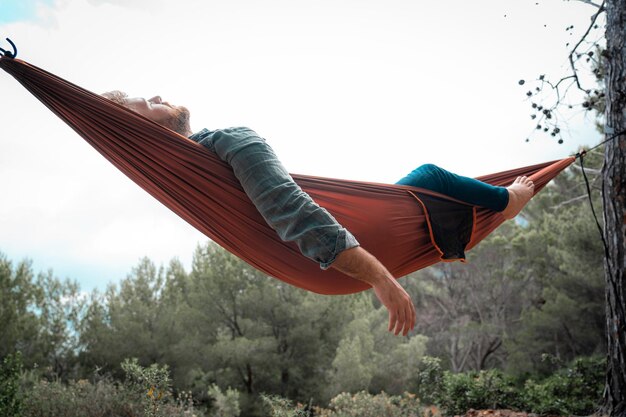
[0,352,24,417]
[208,384,241,417]
[19,360,203,417]
[261,394,310,417]
[432,356,604,416]
[316,391,424,417]
[522,355,604,415]
[436,370,520,415]
[413,356,444,405]
[121,358,173,417]
[21,375,142,417]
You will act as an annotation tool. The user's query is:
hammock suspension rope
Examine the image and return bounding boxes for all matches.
[574,129,626,266]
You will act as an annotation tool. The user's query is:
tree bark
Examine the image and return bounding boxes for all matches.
[603,1,626,414]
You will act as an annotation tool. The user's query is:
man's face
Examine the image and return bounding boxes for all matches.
[123,96,178,124]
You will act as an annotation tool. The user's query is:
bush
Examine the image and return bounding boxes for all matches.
[261,391,425,417]
[208,384,241,417]
[18,360,203,417]
[522,355,604,415]
[432,356,604,416]
[261,394,310,417]
[258,356,604,417]
[413,356,444,405]
[436,370,520,415]
[0,352,24,417]
[21,374,143,417]
[121,358,173,417]
[315,391,424,417]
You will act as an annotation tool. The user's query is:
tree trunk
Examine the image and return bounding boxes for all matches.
[603,1,626,414]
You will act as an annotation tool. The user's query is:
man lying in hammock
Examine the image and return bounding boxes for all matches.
[102,92,534,337]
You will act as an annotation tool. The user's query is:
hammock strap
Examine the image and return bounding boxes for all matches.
[578,152,610,263]
[574,129,626,265]
[573,128,626,157]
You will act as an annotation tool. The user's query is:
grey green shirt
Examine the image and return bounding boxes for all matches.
[188,127,359,269]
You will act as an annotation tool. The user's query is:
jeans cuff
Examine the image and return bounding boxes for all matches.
[320,228,360,270]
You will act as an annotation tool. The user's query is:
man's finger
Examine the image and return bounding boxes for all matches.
[395,307,406,335]
[388,309,397,332]
[400,308,407,336]
[402,305,411,336]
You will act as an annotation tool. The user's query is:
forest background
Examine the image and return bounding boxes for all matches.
[1,151,608,416]
[0,0,613,416]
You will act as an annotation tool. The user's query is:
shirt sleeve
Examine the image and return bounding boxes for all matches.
[189,127,359,268]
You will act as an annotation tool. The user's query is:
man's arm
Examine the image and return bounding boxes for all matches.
[332,246,416,336]
[194,128,415,336]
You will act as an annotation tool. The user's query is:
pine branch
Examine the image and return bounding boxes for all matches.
[571,0,603,8]
[568,0,606,92]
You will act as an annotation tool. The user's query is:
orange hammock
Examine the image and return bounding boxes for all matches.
[0,56,575,295]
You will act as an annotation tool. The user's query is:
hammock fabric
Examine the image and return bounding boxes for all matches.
[0,56,575,295]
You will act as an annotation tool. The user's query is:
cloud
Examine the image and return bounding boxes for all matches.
[85,0,163,9]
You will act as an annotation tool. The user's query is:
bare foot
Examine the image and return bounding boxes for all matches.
[501,176,535,219]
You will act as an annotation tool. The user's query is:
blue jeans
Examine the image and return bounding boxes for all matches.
[396,164,509,212]
[189,127,359,269]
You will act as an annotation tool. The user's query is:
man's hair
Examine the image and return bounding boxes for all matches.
[102,90,192,137]
[101,90,128,105]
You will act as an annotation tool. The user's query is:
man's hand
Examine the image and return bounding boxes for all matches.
[371,274,416,336]
[332,247,416,336]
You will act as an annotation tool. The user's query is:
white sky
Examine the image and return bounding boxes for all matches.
[0,0,603,291]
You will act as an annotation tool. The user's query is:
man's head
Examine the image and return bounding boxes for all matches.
[102,90,192,137]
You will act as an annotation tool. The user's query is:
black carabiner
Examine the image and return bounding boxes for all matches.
[0,38,18,58]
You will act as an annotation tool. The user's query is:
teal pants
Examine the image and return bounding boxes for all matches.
[396,164,509,212]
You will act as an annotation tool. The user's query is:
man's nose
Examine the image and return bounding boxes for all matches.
[149,96,162,104]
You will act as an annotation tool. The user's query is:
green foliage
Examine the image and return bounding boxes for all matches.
[328,317,375,394]
[368,323,429,395]
[261,394,310,417]
[413,356,444,405]
[263,391,425,417]
[20,374,141,417]
[0,351,24,417]
[436,370,520,415]
[18,374,200,417]
[327,295,429,398]
[315,391,423,417]
[0,255,38,360]
[0,253,85,378]
[121,358,173,417]
[208,383,241,417]
[522,356,604,415]
[185,242,354,410]
[432,356,604,416]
